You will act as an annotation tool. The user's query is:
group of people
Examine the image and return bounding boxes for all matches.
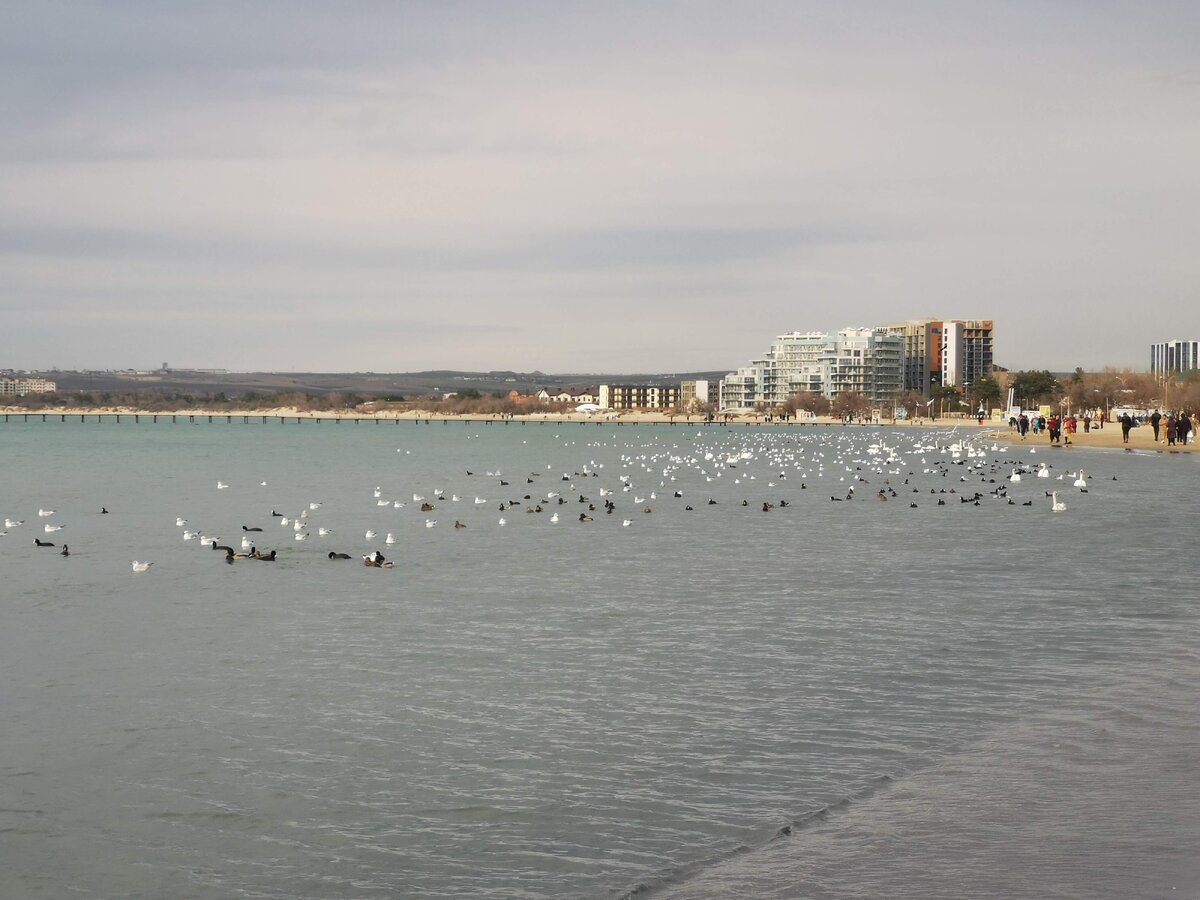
[1010,408,1196,446]
[1146,410,1196,446]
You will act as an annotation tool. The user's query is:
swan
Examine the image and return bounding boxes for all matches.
[131,561,153,572]
[1010,469,1021,482]
[1037,464,1049,478]
[1051,492,1067,512]
[1073,470,1087,488]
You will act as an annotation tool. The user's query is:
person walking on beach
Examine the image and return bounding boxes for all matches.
[1150,409,1162,442]
[1166,414,1177,446]
[1119,413,1133,444]
[1018,413,1029,439]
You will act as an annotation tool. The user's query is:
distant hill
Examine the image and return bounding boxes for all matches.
[42,369,732,398]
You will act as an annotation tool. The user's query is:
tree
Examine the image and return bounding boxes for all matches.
[830,391,870,419]
[786,391,830,417]
[1009,370,1060,405]
[967,375,1001,410]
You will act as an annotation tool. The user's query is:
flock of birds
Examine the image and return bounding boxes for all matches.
[3,428,1106,573]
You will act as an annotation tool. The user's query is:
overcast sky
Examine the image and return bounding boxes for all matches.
[2,1,1197,374]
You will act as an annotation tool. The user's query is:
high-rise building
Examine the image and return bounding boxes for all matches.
[1150,340,1200,376]
[880,318,994,392]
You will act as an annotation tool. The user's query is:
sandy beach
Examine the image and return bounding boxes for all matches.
[2,405,1193,453]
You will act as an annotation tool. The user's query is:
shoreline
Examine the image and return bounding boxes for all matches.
[1,406,1194,452]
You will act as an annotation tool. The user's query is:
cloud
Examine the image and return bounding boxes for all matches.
[2,1,1198,372]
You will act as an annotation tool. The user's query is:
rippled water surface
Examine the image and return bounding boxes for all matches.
[2,419,1197,898]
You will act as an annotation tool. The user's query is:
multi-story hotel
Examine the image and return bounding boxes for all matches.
[880,318,995,392]
[598,384,682,410]
[718,328,903,411]
[1150,340,1200,376]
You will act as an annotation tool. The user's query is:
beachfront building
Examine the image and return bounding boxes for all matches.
[880,318,995,392]
[679,380,713,413]
[1150,340,1200,376]
[718,328,903,411]
[598,384,682,410]
[0,376,57,396]
[940,320,994,389]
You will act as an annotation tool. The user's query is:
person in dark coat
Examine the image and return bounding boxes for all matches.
[1150,410,1162,441]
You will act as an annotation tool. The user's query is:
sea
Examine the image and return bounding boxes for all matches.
[1,417,1197,899]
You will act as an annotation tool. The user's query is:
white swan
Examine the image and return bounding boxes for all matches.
[131,561,153,572]
[1052,491,1067,512]
[1010,469,1021,482]
[1037,464,1049,478]
[1073,470,1087,488]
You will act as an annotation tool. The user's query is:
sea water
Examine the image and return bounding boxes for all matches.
[1,419,1197,899]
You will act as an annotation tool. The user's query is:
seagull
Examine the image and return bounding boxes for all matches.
[294,532,309,541]
[385,533,397,544]
[549,512,559,523]
[425,519,437,528]
[176,517,188,527]
[216,482,228,490]
[38,508,55,517]
[498,517,507,526]
[131,561,153,572]
[318,527,332,536]
[180,529,195,540]
[44,524,64,533]
[309,502,322,510]
[4,518,23,528]
[365,530,377,539]
[622,519,632,527]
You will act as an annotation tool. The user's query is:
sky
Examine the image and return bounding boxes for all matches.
[2,1,1197,375]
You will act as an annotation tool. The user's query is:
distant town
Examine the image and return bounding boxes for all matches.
[3,323,1198,418]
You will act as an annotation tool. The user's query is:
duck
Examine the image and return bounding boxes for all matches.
[255,549,276,561]
[34,538,55,547]
[60,544,70,557]
[454,521,466,529]
[242,525,263,532]
[328,551,352,559]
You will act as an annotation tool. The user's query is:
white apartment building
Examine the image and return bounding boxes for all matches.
[719,329,903,410]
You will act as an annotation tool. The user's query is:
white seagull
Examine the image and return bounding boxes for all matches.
[131,561,153,573]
